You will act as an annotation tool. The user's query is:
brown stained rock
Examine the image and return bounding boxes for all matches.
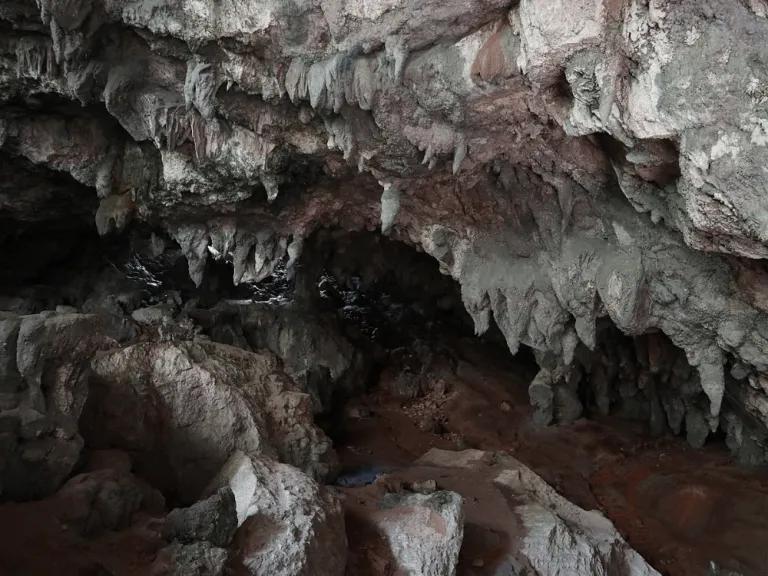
[346,487,464,576]
[471,23,519,83]
[409,479,437,494]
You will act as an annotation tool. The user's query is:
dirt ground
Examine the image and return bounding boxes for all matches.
[337,337,768,576]
[0,502,163,576]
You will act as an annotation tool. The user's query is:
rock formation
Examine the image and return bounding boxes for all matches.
[0,0,767,574]
[3,0,768,457]
[357,488,464,576]
[206,450,348,576]
[81,340,337,501]
[414,448,658,576]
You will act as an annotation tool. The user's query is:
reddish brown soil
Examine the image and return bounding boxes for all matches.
[337,337,768,576]
[0,501,163,576]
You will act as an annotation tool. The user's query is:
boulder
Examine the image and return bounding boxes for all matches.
[0,312,132,501]
[80,341,337,502]
[0,406,82,501]
[15,312,132,417]
[150,541,229,576]
[205,450,347,576]
[163,487,237,547]
[371,490,464,576]
[201,301,366,413]
[413,449,660,576]
[53,468,165,536]
[0,314,23,394]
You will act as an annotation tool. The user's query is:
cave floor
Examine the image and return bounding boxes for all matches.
[1,332,767,576]
[337,337,768,576]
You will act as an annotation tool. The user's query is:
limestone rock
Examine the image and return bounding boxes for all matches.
[0,311,132,501]
[3,0,768,457]
[81,341,338,502]
[205,450,347,576]
[371,490,464,576]
[131,305,176,327]
[0,406,83,501]
[163,487,238,548]
[53,468,165,536]
[239,303,364,409]
[150,541,229,576]
[0,315,22,394]
[15,312,130,417]
[416,449,660,576]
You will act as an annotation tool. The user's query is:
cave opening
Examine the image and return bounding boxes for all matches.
[0,221,737,455]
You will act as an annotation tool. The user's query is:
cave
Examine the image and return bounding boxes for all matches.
[2,2,768,576]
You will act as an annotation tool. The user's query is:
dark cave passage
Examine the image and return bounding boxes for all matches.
[0,220,733,451]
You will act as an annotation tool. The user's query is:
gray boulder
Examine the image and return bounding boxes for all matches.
[80,341,338,502]
[150,541,229,576]
[205,450,347,576]
[0,312,131,501]
[372,490,464,576]
[163,487,237,547]
[53,467,165,536]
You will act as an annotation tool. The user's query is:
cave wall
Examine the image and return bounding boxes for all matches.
[2,0,768,456]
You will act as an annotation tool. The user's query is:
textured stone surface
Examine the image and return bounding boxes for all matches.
[416,448,660,576]
[163,487,237,548]
[80,341,338,502]
[2,0,768,454]
[205,450,348,576]
[369,490,464,576]
[0,311,131,501]
[150,540,229,576]
[54,467,165,536]
[199,299,365,412]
